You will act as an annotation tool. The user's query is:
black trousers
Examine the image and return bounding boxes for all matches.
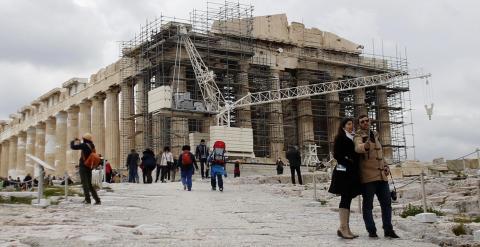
[79,166,100,203]
[339,195,353,209]
[290,166,303,185]
[362,181,393,233]
[144,167,153,184]
[211,173,223,189]
[200,159,207,178]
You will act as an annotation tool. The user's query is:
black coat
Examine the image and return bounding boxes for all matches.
[328,134,361,197]
[70,139,95,169]
[286,149,301,167]
[126,152,140,169]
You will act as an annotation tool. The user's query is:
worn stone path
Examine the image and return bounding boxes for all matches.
[0,177,437,246]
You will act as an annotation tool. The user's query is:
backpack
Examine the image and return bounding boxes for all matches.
[83,143,101,169]
[212,141,226,165]
[181,151,193,166]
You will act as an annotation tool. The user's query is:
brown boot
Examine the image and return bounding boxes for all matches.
[346,209,359,238]
[337,208,355,239]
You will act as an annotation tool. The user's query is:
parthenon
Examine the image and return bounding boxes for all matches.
[0,2,412,179]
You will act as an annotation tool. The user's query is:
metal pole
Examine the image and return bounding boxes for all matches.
[64,171,68,200]
[476,148,480,169]
[38,165,44,204]
[420,172,427,213]
[358,196,362,214]
[313,171,317,201]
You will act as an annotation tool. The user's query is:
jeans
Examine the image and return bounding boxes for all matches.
[181,168,193,190]
[79,165,100,203]
[362,181,393,233]
[128,166,138,183]
[290,166,303,185]
[211,172,224,189]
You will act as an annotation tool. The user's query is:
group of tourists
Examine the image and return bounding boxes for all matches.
[328,115,399,239]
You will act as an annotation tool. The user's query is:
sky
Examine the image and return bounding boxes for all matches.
[0,0,478,161]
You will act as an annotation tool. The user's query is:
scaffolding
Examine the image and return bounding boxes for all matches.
[118,1,415,164]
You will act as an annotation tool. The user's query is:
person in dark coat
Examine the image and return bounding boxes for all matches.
[126,149,140,183]
[276,158,284,175]
[178,145,197,191]
[328,118,361,239]
[70,133,101,205]
[141,148,156,184]
[286,146,303,185]
[195,139,209,179]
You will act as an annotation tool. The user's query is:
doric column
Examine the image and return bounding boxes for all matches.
[16,132,27,176]
[354,88,367,117]
[44,117,56,171]
[35,123,46,161]
[66,106,79,177]
[170,66,189,156]
[269,69,285,160]
[91,93,106,156]
[55,111,67,176]
[376,88,392,160]
[25,127,36,175]
[79,100,92,135]
[236,63,252,128]
[326,91,340,153]
[105,86,120,169]
[120,81,135,168]
[135,76,145,151]
[0,142,8,177]
[8,136,17,177]
[296,70,315,150]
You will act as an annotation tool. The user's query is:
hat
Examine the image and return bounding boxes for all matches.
[82,133,93,141]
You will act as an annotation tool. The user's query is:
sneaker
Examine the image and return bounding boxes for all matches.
[219,187,223,192]
[83,200,91,205]
[94,201,101,205]
[212,187,216,191]
[183,185,186,190]
[188,188,192,191]
[369,232,378,238]
[384,230,400,238]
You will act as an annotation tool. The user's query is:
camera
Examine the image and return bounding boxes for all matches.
[390,189,397,201]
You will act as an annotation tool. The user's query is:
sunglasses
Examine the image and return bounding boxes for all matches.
[360,119,369,124]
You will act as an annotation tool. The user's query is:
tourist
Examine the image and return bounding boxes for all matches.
[178,145,197,191]
[23,173,33,190]
[354,115,399,238]
[70,133,101,205]
[157,146,173,183]
[328,118,361,239]
[276,158,284,175]
[195,139,210,179]
[126,149,140,183]
[105,159,112,183]
[209,141,227,191]
[170,159,179,182]
[286,146,303,185]
[234,160,240,178]
[141,148,156,184]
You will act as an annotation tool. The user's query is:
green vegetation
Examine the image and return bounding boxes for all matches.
[453,216,480,224]
[44,187,83,198]
[452,223,467,236]
[400,204,445,218]
[0,196,33,204]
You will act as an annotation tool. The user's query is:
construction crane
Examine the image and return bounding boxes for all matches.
[148,24,432,158]
[178,25,431,126]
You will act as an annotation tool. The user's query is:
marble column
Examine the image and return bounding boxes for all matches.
[135,77,145,151]
[120,81,135,168]
[326,91,340,153]
[105,86,120,169]
[376,88,392,160]
[55,111,67,176]
[296,70,315,150]
[16,132,27,176]
[8,136,17,177]
[35,123,46,177]
[170,66,189,156]
[236,63,252,128]
[25,127,36,175]
[91,93,106,156]
[45,117,56,171]
[0,142,8,177]
[269,69,285,160]
[354,88,368,117]
[66,106,79,177]
[79,100,92,136]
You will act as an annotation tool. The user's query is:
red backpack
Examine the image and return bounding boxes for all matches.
[181,151,193,166]
[212,141,226,165]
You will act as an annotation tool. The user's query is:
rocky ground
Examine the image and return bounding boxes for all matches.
[0,172,479,246]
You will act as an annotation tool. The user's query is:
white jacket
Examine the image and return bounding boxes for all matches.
[159,152,173,166]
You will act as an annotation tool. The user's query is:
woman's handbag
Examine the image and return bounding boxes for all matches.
[389,172,398,201]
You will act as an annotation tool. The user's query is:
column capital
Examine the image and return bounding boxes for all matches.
[107,86,121,95]
[27,126,36,134]
[92,92,106,101]
[67,105,80,114]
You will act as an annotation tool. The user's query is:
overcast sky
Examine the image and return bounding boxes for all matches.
[0,0,478,161]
